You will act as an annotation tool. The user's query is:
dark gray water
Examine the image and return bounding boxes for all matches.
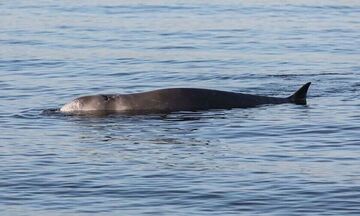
[1,1,360,215]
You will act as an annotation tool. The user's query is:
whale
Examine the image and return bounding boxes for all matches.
[60,82,311,115]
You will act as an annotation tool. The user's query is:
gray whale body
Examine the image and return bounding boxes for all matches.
[60,82,311,115]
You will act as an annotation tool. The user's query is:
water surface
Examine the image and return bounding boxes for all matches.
[1,1,360,215]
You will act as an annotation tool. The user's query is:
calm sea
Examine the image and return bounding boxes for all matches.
[1,1,360,215]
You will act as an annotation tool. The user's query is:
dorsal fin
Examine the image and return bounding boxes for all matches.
[288,82,311,105]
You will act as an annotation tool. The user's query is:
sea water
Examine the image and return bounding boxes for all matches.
[1,1,360,215]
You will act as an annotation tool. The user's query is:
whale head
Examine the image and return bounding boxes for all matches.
[60,95,108,113]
